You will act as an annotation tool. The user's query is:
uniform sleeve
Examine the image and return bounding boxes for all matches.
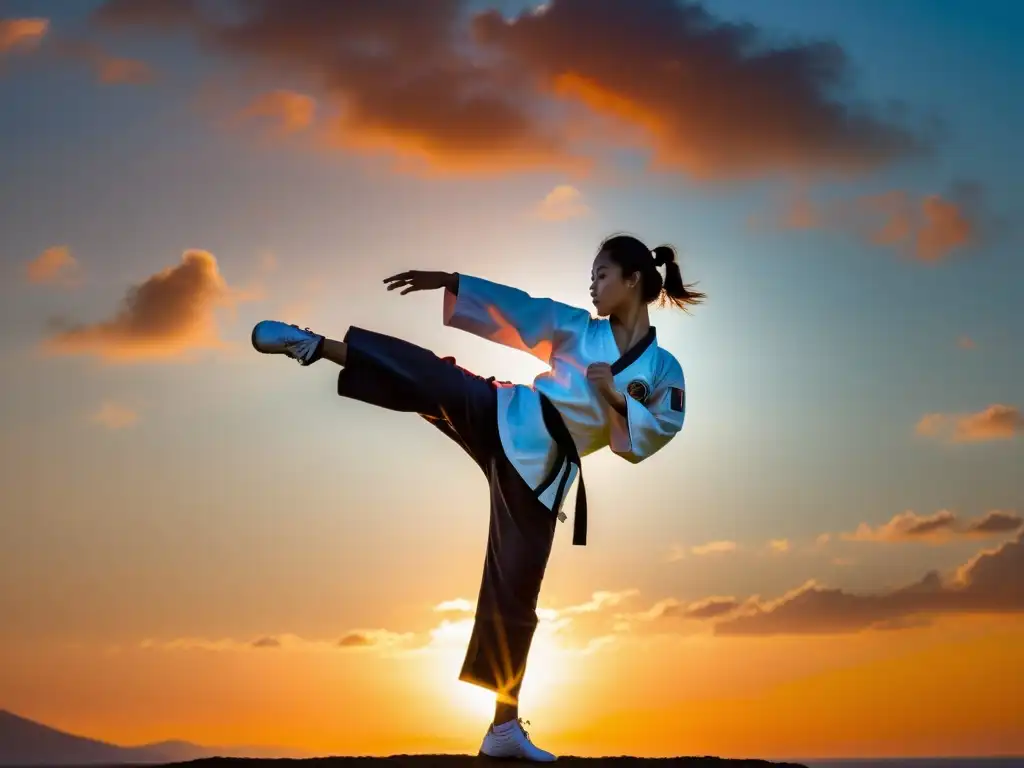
[442,273,590,364]
[607,360,686,464]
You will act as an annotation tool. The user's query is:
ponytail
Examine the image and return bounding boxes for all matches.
[653,244,706,312]
[598,233,707,313]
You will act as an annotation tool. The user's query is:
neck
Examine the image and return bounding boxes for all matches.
[611,302,650,344]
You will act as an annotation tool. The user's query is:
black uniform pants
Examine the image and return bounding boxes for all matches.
[335,326,558,704]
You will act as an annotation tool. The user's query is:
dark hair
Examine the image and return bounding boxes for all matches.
[598,234,706,312]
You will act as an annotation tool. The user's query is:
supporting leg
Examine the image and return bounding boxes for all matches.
[494,698,520,727]
[460,449,557,733]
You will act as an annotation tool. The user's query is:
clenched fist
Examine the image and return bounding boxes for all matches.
[587,362,626,413]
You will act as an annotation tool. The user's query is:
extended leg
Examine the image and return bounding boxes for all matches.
[320,338,347,366]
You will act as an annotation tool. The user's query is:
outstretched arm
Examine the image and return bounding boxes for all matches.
[384,269,589,365]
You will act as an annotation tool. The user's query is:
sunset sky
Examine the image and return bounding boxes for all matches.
[1,0,1022,762]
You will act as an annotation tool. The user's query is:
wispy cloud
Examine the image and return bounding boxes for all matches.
[916,404,1023,443]
[88,401,139,430]
[842,510,1022,544]
[51,38,154,84]
[0,18,48,54]
[24,246,80,287]
[690,540,738,556]
[433,598,475,614]
[703,533,1024,635]
[535,184,590,221]
[236,90,317,136]
[754,182,981,262]
[141,629,415,654]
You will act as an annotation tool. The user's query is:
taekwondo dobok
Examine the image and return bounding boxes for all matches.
[441,273,688,545]
[250,270,689,755]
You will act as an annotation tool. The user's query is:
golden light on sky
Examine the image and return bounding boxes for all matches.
[2,0,1023,764]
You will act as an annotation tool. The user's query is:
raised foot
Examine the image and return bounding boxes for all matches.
[251,320,325,366]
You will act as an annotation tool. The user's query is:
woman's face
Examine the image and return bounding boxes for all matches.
[590,250,637,317]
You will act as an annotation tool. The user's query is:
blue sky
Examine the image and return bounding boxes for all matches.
[0,5,1022,755]
[2,0,1022,609]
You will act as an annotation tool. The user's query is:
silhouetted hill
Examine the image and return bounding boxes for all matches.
[0,711,305,766]
[0,710,807,767]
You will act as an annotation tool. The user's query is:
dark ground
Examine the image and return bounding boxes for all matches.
[155,757,809,768]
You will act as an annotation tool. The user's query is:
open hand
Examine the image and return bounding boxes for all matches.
[383,270,455,295]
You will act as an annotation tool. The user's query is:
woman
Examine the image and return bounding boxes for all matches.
[251,233,705,761]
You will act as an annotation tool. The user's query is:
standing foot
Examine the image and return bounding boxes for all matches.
[479,718,557,762]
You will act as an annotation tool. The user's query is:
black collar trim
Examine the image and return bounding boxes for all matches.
[610,326,657,375]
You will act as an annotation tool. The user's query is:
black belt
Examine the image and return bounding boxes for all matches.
[536,394,588,546]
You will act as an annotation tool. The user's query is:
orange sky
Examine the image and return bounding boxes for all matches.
[3,613,1022,759]
[2,0,1023,761]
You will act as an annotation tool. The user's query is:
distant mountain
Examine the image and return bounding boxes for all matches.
[0,710,309,766]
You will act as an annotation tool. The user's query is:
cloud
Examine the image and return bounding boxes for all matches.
[916,404,1023,443]
[966,511,1024,536]
[90,0,927,179]
[614,597,682,625]
[337,629,412,649]
[666,543,687,562]
[957,335,976,350]
[92,0,580,177]
[472,0,927,180]
[51,39,154,84]
[434,590,638,623]
[535,184,589,221]
[136,587,640,661]
[683,597,742,620]
[613,595,744,628]
[1,17,152,83]
[25,246,80,287]
[0,18,48,53]
[558,589,639,614]
[708,532,1024,635]
[89,401,139,430]
[428,589,638,650]
[238,90,317,136]
[768,539,791,553]
[433,598,475,613]
[842,510,1022,544]
[690,540,738,556]
[41,249,255,363]
[141,629,414,653]
[761,183,980,261]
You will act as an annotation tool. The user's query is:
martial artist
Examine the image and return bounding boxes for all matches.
[251,233,705,761]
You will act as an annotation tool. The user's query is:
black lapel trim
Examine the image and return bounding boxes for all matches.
[610,326,657,375]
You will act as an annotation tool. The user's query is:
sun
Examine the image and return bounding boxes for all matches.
[445,632,573,723]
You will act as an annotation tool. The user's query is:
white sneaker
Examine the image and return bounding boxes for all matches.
[479,718,557,762]
[251,320,325,366]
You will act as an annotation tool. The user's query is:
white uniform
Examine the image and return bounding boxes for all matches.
[443,273,687,539]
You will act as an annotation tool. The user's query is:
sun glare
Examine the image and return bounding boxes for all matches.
[443,631,573,724]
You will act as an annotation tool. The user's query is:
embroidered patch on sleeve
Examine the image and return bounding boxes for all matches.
[670,386,685,413]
